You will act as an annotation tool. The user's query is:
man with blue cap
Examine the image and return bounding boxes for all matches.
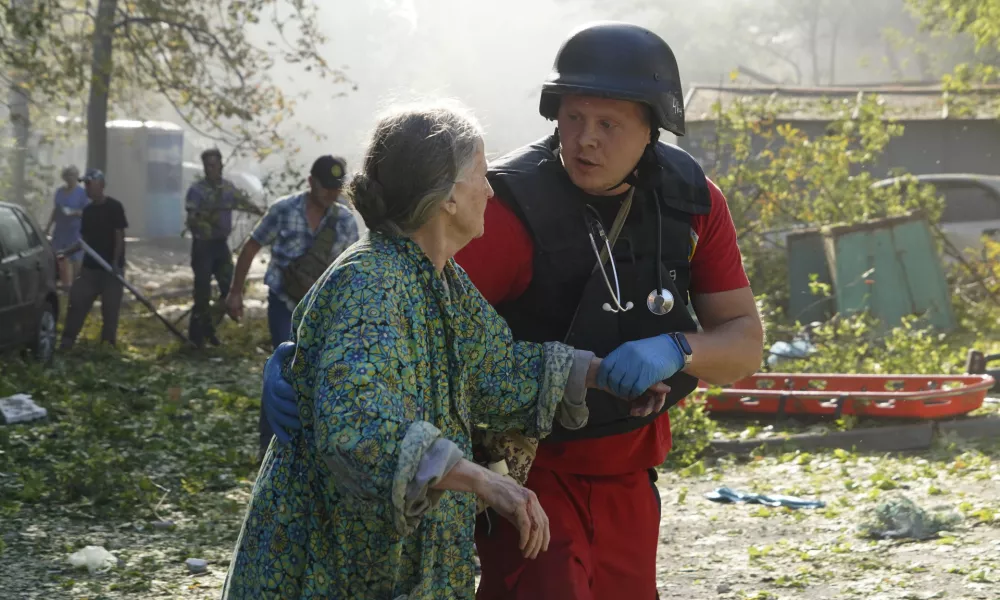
[225,154,359,460]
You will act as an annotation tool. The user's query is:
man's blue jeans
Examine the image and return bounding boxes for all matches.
[260,290,293,454]
[267,290,294,349]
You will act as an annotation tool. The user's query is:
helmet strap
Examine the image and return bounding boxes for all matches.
[605,128,662,193]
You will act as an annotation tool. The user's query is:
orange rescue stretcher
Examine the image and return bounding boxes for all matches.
[694,373,996,420]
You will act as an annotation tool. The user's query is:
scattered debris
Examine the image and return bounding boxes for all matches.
[711,422,936,455]
[0,394,48,425]
[185,558,208,574]
[903,592,945,600]
[96,379,147,395]
[766,338,817,367]
[704,486,825,509]
[67,546,117,574]
[859,495,961,540]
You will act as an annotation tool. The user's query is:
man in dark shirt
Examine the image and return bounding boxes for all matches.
[58,168,129,349]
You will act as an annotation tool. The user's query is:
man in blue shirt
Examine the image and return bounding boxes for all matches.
[184,148,262,348]
[225,155,359,457]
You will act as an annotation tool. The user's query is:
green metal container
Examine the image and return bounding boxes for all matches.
[786,212,955,330]
[787,228,835,325]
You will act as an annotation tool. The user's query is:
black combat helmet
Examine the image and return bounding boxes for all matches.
[540,22,686,136]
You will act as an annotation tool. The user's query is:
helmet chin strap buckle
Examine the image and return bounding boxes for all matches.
[605,143,661,193]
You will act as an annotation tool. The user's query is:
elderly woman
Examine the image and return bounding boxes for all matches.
[222,104,642,599]
[45,165,89,288]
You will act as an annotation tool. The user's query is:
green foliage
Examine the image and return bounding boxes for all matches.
[664,397,717,470]
[708,94,943,239]
[704,93,944,320]
[909,0,1000,120]
[775,313,966,375]
[947,238,1000,333]
[858,495,962,540]
[663,87,1000,466]
[909,0,1000,53]
[0,309,270,520]
[0,0,349,177]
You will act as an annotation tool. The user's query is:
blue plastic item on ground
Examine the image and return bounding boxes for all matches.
[705,486,826,509]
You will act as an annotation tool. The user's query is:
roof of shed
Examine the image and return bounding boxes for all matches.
[684,83,1000,122]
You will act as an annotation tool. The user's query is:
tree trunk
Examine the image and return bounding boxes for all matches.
[86,0,119,173]
[885,40,904,81]
[916,51,934,81]
[828,20,841,85]
[7,0,33,207]
[808,9,821,86]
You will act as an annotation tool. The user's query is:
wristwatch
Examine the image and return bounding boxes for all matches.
[668,332,693,366]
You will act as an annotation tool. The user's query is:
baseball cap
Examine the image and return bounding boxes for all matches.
[310,155,347,190]
[80,168,105,182]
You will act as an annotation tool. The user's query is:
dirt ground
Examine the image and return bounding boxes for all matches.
[2,246,997,599]
[123,237,269,297]
[2,424,996,599]
[655,440,1000,600]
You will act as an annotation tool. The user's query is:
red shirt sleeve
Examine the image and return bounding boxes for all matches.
[688,177,750,294]
[454,196,534,306]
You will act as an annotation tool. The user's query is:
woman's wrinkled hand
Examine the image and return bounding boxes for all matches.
[475,471,550,559]
[628,385,669,417]
[587,357,670,414]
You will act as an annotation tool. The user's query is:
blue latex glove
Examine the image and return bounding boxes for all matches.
[596,334,686,400]
[262,341,302,444]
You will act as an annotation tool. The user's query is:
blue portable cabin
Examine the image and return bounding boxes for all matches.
[105,120,185,239]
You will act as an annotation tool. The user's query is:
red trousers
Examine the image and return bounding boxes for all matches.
[475,466,661,600]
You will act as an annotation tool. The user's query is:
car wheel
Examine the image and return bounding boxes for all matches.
[30,301,57,365]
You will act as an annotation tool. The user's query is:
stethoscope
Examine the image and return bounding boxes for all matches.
[585,190,675,316]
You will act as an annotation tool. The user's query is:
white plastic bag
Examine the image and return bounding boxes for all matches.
[68,545,118,574]
[0,394,48,425]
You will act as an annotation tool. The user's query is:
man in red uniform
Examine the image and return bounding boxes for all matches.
[261,22,763,600]
[465,23,763,599]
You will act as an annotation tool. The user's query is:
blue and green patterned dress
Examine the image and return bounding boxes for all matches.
[222,231,576,599]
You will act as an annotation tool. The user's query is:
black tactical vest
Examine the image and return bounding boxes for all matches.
[489,134,712,442]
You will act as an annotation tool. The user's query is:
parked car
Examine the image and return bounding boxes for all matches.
[0,201,59,364]
[871,173,1000,255]
[760,173,1000,257]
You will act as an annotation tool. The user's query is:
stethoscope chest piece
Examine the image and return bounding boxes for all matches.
[647,288,674,315]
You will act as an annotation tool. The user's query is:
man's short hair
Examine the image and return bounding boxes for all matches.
[201,148,223,163]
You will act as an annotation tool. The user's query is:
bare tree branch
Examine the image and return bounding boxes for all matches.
[116,22,236,145]
[112,15,247,88]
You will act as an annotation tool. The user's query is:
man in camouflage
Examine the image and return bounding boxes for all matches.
[184,148,262,348]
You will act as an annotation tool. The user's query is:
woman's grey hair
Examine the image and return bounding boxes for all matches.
[349,101,484,235]
[61,165,79,179]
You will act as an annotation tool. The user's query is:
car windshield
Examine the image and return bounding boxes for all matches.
[938,183,1000,223]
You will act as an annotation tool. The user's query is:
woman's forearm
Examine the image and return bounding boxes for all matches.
[555,352,599,430]
[431,457,489,495]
